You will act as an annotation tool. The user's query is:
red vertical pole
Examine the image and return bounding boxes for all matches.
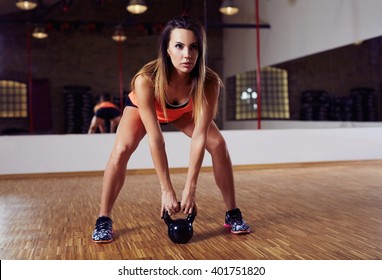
[27,25,34,134]
[255,0,261,129]
[118,38,124,113]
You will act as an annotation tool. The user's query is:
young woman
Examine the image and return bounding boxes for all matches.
[92,15,250,243]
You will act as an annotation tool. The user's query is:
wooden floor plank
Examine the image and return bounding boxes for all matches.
[0,161,381,260]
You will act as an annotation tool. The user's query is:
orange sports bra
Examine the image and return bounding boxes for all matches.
[128,91,193,123]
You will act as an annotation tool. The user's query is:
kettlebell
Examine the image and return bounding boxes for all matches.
[163,204,197,244]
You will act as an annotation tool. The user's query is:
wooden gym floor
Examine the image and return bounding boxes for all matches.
[0,160,381,260]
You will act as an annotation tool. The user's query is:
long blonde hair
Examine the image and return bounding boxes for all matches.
[131,15,221,124]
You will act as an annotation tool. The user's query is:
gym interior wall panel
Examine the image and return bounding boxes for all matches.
[0,127,381,175]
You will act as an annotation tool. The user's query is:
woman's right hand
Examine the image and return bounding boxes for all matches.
[161,190,180,218]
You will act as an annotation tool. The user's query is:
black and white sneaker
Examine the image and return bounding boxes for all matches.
[92,216,113,243]
[224,208,250,234]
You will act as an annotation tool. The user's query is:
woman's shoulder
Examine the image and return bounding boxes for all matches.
[132,60,157,90]
[133,74,154,91]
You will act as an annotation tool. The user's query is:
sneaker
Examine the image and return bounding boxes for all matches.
[224,208,250,234]
[92,216,113,243]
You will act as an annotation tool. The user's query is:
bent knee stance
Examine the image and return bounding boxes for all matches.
[206,135,228,155]
[109,143,136,166]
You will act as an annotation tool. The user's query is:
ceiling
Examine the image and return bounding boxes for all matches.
[0,1,62,16]
[0,1,167,28]
[0,1,196,18]
[1,1,270,30]
[1,0,21,16]
[0,0,230,33]
[0,1,201,26]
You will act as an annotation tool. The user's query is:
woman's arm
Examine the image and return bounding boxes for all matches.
[181,79,220,214]
[134,75,179,217]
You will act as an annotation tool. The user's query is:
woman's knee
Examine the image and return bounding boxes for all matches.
[110,142,135,166]
[207,134,227,155]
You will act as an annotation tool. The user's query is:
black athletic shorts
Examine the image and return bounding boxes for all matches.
[125,94,138,108]
[95,107,120,120]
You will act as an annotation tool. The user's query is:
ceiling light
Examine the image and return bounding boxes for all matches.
[112,26,127,42]
[16,0,37,10]
[219,0,239,16]
[127,0,148,14]
[32,26,48,39]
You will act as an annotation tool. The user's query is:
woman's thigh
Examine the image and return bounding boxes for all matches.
[114,106,146,150]
[172,112,224,150]
[171,112,195,137]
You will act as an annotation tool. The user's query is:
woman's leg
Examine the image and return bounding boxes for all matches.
[110,116,122,133]
[98,107,146,217]
[204,122,237,210]
[88,116,105,134]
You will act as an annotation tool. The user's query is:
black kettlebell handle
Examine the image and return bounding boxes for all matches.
[163,202,197,225]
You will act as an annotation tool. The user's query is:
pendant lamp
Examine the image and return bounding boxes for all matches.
[16,0,37,10]
[32,26,48,39]
[127,0,148,14]
[112,25,127,42]
[219,0,239,16]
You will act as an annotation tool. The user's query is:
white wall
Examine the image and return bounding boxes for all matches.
[1,127,381,175]
[223,0,382,76]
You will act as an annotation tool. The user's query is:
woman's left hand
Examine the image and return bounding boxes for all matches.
[181,188,196,215]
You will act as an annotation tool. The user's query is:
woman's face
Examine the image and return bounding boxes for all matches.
[167,28,199,74]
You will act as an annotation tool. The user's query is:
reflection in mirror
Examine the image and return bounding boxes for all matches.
[0,0,224,135]
[226,67,289,121]
[2,1,381,134]
[224,36,382,130]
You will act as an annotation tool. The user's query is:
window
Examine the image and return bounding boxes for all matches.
[0,80,28,118]
[226,67,290,120]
